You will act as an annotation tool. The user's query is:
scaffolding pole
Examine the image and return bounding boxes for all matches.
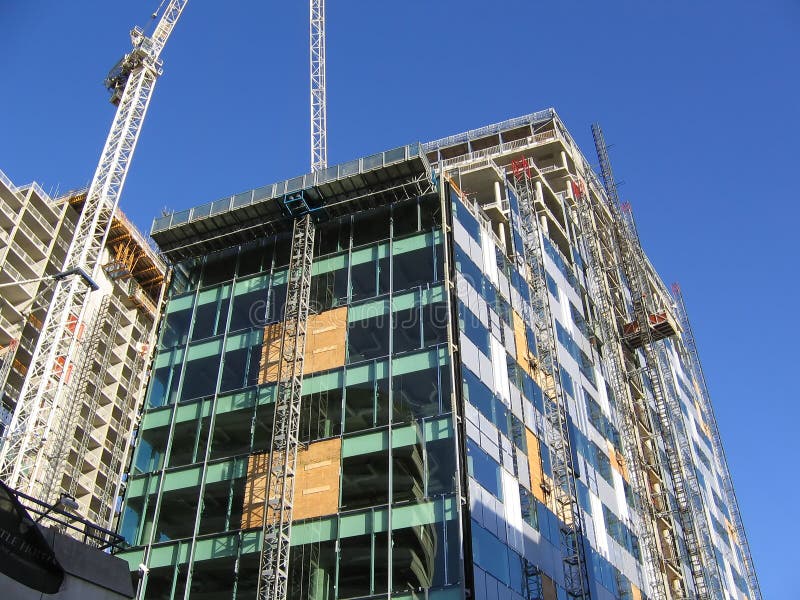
[572,178,668,600]
[671,283,762,600]
[592,124,722,600]
[509,158,589,599]
[0,0,188,501]
[257,213,315,600]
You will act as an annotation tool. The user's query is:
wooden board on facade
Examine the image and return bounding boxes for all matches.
[258,307,347,385]
[240,438,342,529]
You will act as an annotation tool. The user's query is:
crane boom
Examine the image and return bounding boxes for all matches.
[310,0,327,171]
[0,1,188,501]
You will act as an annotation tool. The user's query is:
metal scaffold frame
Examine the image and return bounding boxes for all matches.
[592,124,723,600]
[572,178,668,600]
[257,212,315,600]
[671,283,762,600]
[0,0,188,500]
[509,158,589,599]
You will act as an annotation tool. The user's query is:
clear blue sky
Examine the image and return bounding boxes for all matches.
[1,1,796,596]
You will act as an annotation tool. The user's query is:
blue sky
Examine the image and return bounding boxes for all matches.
[1,1,797,596]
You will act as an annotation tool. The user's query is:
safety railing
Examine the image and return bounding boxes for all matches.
[151,143,424,234]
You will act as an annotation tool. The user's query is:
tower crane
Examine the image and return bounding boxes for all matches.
[256,3,326,599]
[0,1,189,501]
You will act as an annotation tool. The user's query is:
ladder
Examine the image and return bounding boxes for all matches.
[592,124,722,600]
[671,284,762,600]
[571,178,668,600]
[257,213,315,600]
[509,158,589,599]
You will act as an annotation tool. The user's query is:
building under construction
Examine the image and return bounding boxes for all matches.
[0,169,166,531]
[115,109,760,600]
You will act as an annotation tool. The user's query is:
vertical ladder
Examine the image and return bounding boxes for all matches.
[671,284,762,600]
[592,124,722,600]
[257,213,315,600]
[510,158,589,599]
[572,179,668,600]
[0,339,19,402]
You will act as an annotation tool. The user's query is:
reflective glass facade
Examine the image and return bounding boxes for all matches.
[118,112,759,600]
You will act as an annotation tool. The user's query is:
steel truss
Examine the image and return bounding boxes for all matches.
[592,124,722,600]
[671,284,762,600]
[257,213,315,600]
[0,0,188,500]
[572,178,669,600]
[310,0,327,172]
[509,158,589,599]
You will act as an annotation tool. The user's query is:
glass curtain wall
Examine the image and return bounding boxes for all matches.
[117,194,463,600]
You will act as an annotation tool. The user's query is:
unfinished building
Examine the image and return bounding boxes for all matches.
[115,109,760,600]
[0,169,167,531]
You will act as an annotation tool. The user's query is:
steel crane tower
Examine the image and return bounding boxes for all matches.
[0,1,189,501]
[256,4,326,599]
[310,0,327,172]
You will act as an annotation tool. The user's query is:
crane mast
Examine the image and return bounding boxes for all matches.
[0,1,188,501]
[257,4,327,599]
[310,0,327,172]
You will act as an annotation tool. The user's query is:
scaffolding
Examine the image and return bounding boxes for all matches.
[572,178,668,600]
[0,0,187,501]
[510,157,589,599]
[671,283,762,600]
[592,124,722,600]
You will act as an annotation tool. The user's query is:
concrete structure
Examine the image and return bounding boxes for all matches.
[0,169,167,532]
[116,109,759,600]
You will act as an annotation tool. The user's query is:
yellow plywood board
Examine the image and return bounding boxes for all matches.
[305,307,348,375]
[525,427,549,505]
[608,441,629,482]
[631,583,643,600]
[258,307,348,384]
[293,438,341,520]
[241,452,268,530]
[512,310,533,376]
[240,439,342,529]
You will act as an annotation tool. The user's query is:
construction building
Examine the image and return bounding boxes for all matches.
[0,168,167,532]
[114,109,760,600]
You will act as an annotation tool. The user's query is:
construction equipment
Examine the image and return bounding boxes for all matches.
[257,212,315,600]
[509,158,589,599]
[0,0,188,501]
[310,0,327,172]
[592,124,723,600]
[572,177,669,600]
[256,5,328,595]
[671,283,762,600]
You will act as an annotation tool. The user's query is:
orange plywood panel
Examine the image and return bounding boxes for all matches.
[240,439,342,529]
[513,310,533,376]
[305,307,347,375]
[526,427,549,505]
[631,583,643,600]
[241,452,268,529]
[608,441,629,482]
[293,437,341,520]
[258,307,347,384]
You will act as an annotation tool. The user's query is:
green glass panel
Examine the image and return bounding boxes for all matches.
[141,406,171,430]
[312,252,347,276]
[348,297,389,323]
[186,338,223,360]
[291,517,338,545]
[342,429,389,457]
[166,293,194,314]
[162,466,203,492]
[234,273,269,295]
[303,369,343,395]
[154,347,184,369]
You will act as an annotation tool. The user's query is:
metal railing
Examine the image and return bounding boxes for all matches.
[151,143,423,234]
[8,485,126,551]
